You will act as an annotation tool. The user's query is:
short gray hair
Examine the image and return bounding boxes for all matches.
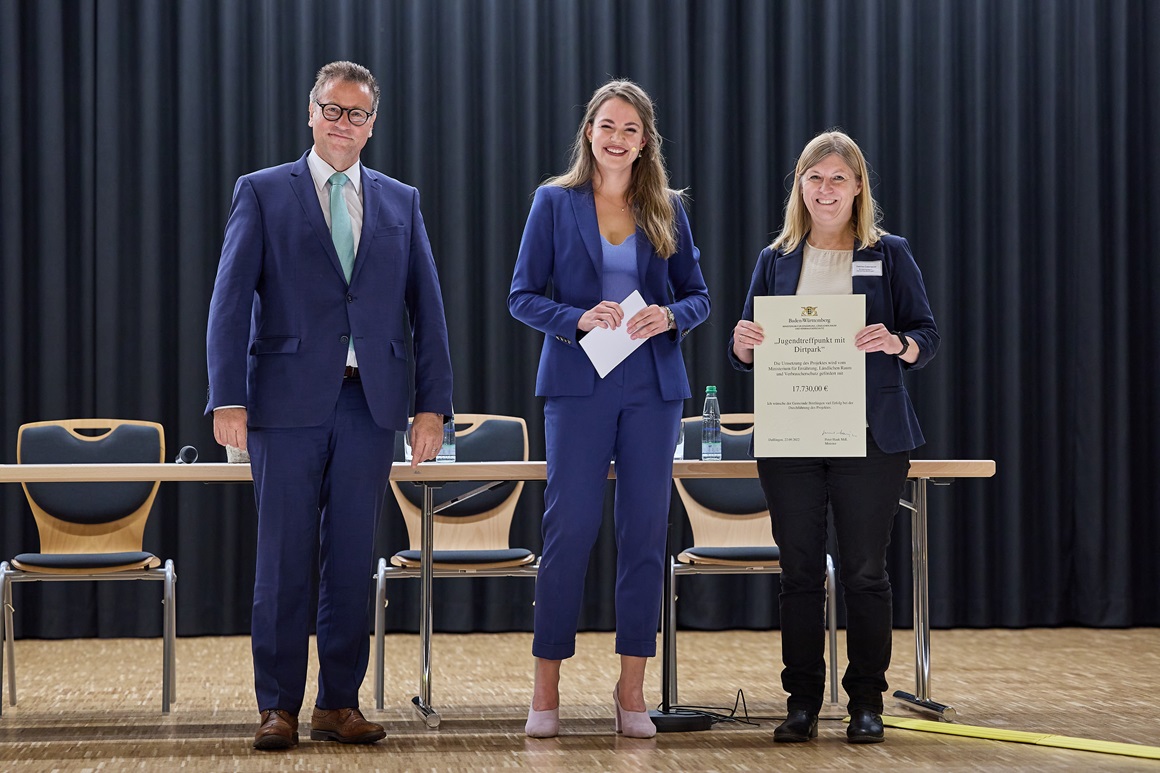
[309,61,380,112]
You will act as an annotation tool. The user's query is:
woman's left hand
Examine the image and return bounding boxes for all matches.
[855,323,903,354]
[627,304,671,340]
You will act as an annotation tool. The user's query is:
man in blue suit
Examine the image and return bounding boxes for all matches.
[206,61,453,750]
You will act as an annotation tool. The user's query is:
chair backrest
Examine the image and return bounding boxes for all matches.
[389,414,529,551]
[16,419,165,554]
[675,413,775,548]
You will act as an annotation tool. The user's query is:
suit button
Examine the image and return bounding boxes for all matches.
[347,294,354,303]
[340,335,349,344]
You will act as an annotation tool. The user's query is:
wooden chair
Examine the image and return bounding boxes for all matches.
[373,414,536,711]
[662,414,839,708]
[0,419,176,714]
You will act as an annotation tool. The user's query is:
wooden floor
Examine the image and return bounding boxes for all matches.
[0,628,1156,771]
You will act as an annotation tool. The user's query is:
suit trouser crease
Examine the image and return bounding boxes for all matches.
[756,433,909,714]
[249,379,394,712]
[533,348,681,660]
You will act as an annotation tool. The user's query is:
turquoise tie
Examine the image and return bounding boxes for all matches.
[328,172,356,283]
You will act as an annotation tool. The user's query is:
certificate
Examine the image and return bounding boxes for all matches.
[753,295,866,457]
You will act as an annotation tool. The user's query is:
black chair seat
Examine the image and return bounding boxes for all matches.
[679,546,781,563]
[12,552,159,570]
[392,548,534,566]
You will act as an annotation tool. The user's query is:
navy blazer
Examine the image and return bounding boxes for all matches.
[206,151,454,431]
[728,234,939,454]
[509,184,710,401]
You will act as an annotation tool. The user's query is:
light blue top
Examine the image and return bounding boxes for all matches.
[600,232,639,303]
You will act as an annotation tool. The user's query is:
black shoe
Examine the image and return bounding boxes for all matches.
[773,708,818,743]
[847,708,885,743]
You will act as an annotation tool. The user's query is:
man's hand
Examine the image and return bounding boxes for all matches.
[409,412,445,469]
[213,407,248,451]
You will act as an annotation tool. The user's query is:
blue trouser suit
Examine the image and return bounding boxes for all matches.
[533,348,682,660]
[247,379,394,713]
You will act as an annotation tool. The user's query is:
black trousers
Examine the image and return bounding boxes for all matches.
[756,433,910,714]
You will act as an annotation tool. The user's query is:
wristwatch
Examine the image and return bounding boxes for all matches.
[893,332,910,357]
[662,306,676,331]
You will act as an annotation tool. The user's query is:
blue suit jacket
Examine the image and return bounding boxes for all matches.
[206,151,453,431]
[728,234,939,454]
[508,184,710,400]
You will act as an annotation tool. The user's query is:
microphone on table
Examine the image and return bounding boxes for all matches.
[175,446,198,464]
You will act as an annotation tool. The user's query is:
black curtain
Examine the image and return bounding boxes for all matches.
[2,0,1157,638]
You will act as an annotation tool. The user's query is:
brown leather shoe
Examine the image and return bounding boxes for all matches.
[310,706,386,744]
[254,709,299,750]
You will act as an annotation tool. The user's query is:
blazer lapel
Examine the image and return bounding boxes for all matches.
[571,186,603,280]
[351,167,381,286]
[289,153,347,283]
[773,242,805,295]
[852,244,883,322]
[635,227,653,292]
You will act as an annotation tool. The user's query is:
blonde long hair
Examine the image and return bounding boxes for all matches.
[544,80,685,258]
[771,130,884,253]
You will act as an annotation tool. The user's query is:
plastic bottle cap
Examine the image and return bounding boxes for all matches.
[706,386,717,394]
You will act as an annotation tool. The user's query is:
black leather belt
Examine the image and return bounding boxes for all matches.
[343,366,359,379]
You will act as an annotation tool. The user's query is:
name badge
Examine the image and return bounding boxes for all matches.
[852,260,883,277]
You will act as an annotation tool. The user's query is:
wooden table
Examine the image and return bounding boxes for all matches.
[0,459,994,724]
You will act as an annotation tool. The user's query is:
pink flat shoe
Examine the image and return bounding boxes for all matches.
[525,703,559,738]
[613,686,657,738]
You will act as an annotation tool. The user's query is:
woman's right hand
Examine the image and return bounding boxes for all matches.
[732,320,764,363]
[579,300,624,332]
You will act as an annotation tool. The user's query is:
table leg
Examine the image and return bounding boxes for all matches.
[894,477,957,720]
[412,483,441,728]
[662,557,678,708]
[649,556,712,732]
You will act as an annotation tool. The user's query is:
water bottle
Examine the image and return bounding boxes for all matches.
[701,386,721,461]
[673,419,685,460]
[436,416,456,463]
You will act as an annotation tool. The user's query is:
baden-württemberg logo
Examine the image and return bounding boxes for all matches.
[800,306,819,317]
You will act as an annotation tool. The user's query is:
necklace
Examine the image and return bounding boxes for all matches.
[596,190,628,213]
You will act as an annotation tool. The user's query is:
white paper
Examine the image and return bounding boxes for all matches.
[579,290,648,378]
[753,295,866,457]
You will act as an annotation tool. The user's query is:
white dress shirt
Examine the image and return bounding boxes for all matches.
[307,148,364,367]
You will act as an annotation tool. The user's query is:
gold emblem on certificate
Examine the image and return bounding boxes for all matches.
[752,295,866,457]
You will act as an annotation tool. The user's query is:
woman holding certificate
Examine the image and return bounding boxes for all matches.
[728,131,939,744]
[508,80,709,739]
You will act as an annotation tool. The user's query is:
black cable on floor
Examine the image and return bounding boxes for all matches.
[662,689,783,727]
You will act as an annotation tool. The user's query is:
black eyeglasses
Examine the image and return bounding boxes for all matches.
[314,100,374,126]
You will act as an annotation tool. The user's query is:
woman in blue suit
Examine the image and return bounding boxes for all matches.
[509,80,710,738]
[729,131,939,744]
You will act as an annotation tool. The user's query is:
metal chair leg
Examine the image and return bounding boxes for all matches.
[2,564,15,709]
[0,564,8,714]
[162,560,176,713]
[374,557,387,711]
[826,553,839,704]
